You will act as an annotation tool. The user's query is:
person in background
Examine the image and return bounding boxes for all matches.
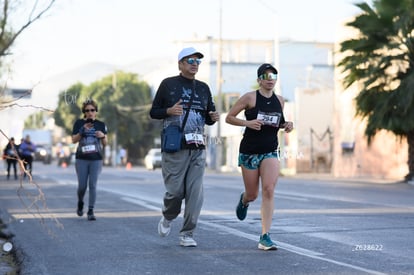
[56,142,65,167]
[3,137,18,180]
[19,135,36,178]
[225,63,294,250]
[149,47,219,247]
[119,147,126,166]
[71,99,107,221]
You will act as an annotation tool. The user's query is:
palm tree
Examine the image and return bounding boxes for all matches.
[338,0,414,181]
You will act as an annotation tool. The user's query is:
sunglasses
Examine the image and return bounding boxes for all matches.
[259,73,278,80]
[185,58,202,65]
[84,109,96,113]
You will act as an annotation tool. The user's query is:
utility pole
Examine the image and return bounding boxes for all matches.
[215,0,223,172]
[111,73,118,167]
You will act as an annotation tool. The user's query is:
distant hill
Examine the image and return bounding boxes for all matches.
[29,56,175,110]
[29,62,118,110]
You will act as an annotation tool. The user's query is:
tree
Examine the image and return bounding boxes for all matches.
[24,110,52,128]
[0,2,61,246]
[338,0,414,181]
[54,82,85,132]
[1,0,57,106]
[0,0,56,59]
[54,71,160,163]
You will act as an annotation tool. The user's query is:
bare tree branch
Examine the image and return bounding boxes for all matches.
[0,0,57,57]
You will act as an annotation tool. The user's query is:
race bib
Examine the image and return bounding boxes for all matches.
[185,133,204,145]
[257,111,281,127]
[81,144,97,154]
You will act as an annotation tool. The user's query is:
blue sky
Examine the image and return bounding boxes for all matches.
[6,0,369,86]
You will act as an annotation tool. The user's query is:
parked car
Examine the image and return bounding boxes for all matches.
[144,148,162,170]
[34,145,52,164]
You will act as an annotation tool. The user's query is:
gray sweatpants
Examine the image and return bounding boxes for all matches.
[75,159,102,209]
[161,149,206,235]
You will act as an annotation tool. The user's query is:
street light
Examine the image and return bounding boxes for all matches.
[215,0,223,172]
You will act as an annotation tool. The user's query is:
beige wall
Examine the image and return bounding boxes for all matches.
[332,126,408,180]
[295,87,334,173]
[332,64,408,180]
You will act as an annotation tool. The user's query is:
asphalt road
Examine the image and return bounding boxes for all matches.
[1,161,414,275]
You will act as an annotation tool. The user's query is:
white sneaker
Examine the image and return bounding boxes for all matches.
[158,217,171,237]
[180,234,197,247]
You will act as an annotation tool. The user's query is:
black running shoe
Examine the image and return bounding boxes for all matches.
[87,209,96,221]
[236,192,249,220]
[77,201,84,217]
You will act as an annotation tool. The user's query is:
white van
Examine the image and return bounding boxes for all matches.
[144,148,162,170]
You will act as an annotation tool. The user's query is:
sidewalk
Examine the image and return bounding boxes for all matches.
[203,166,405,185]
[0,177,19,274]
[101,161,406,185]
[285,172,405,185]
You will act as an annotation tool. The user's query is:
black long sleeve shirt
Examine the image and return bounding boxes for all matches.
[150,74,216,150]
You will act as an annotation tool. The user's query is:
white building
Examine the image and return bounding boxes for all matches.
[160,37,408,180]
[153,38,334,173]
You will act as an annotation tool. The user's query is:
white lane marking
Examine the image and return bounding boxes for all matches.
[56,178,386,275]
[122,197,160,212]
[199,221,385,275]
[122,195,385,275]
[198,219,324,256]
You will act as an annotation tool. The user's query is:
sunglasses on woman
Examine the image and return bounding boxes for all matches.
[259,73,278,80]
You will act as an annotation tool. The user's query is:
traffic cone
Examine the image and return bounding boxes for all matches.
[126,162,132,170]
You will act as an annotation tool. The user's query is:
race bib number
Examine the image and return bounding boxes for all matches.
[257,111,281,127]
[81,144,97,154]
[185,133,204,145]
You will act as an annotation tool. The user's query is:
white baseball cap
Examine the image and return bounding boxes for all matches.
[178,47,204,61]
